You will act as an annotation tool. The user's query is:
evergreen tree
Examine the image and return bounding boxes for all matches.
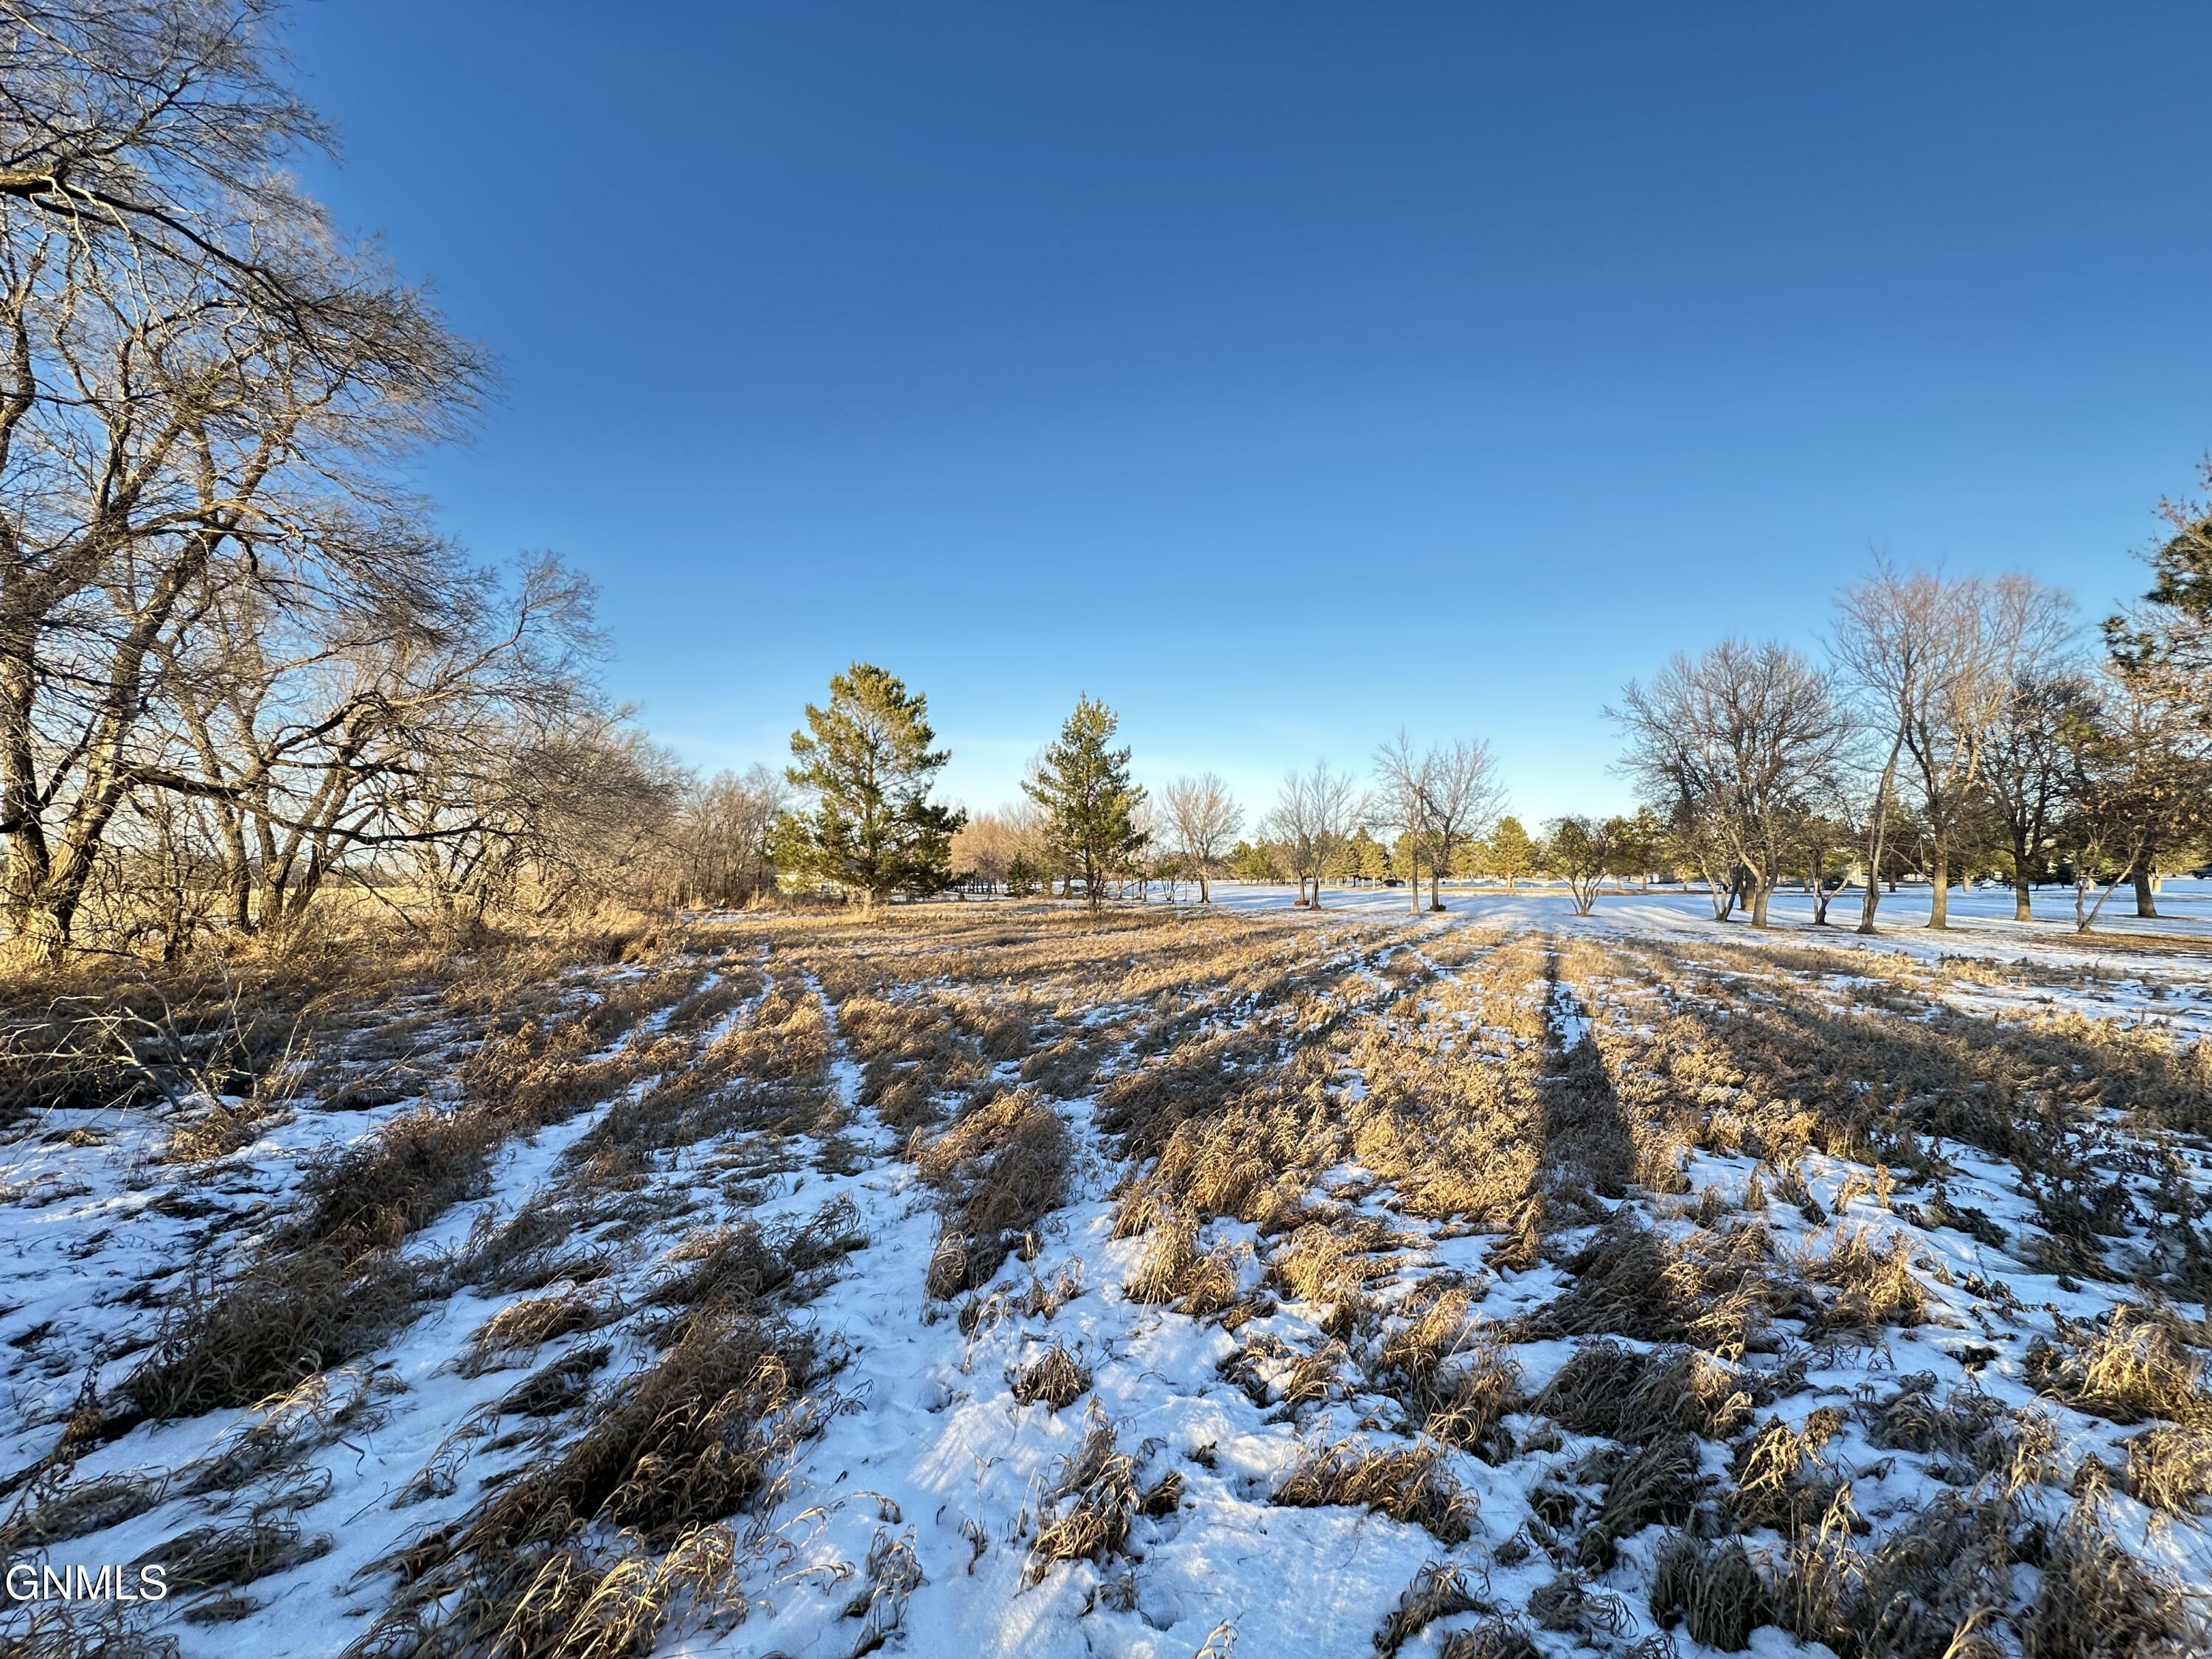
[1329,828,1375,883]
[1486,815,1537,889]
[1026,695,1147,911]
[2108,465,2212,721]
[1387,830,1418,882]
[769,664,964,910]
[1349,828,1390,883]
[1228,840,1282,882]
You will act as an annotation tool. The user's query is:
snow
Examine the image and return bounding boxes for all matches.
[3,901,2209,1657]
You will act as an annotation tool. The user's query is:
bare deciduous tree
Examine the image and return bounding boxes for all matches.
[1980,668,2093,922]
[1370,734,1433,916]
[1419,738,1504,911]
[1834,565,2073,931]
[0,0,507,957]
[1161,773,1241,903]
[1613,639,1845,929]
[1265,762,1355,909]
[675,764,790,908]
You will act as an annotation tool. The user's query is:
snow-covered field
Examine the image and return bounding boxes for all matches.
[1207,874,2212,945]
[4,900,2210,1658]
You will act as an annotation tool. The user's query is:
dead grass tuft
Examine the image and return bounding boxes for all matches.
[366,1305,836,1655]
[1436,1617,1540,1659]
[1727,1410,1848,1536]
[1012,1342,1093,1411]
[1650,1533,1770,1651]
[1534,1340,1753,1444]
[2020,1488,2208,1658]
[917,1093,1071,1298]
[1372,1293,1524,1464]
[1271,1436,1478,1545]
[1025,1404,1141,1585]
[1375,1559,1488,1657]
[2123,1423,2212,1517]
[2030,1304,2212,1427]
[117,1249,419,1424]
[457,1287,620,1377]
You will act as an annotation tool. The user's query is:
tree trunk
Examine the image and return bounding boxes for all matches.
[1927,846,1950,929]
[1750,880,1771,928]
[2133,858,2158,919]
[1197,870,1210,902]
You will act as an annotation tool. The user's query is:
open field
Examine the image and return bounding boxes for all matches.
[4,899,2211,1658]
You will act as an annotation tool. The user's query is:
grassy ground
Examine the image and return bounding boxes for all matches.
[1,901,2208,1657]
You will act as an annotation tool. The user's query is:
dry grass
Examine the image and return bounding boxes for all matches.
[1524,1211,1806,1357]
[1436,1617,1540,1659]
[2030,1305,2212,1426]
[2124,1423,2212,1517]
[917,1091,1071,1298]
[361,1306,836,1656]
[1375,1560,1488,1657]
[23,905,2212,1656]
[1650,1533,1770,1650]
[1,1604,183,1659]
[1533,1340,1754,1444]
[1371,1293,1524,1463]
[1270,1436,1478,1545]
[2020,1486,2208,1658]
[1860,1372,2039,1487]
[1012,1340,1093,1411]
[1024,1405,1142,1585]
[1727,1409,1848,1535]
[456,1287,621,1377]
[116,1248,420,1425]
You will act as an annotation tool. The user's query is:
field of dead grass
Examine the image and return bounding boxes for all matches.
[1,900,2208,1658]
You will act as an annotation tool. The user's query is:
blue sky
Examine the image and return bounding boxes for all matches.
[285,1,2211,824]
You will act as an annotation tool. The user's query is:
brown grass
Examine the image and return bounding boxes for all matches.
[1024,1405,1141,1585]
[1532,1340,1754,1444]
[363,1307,836,1655]
[917,1091,1071,1298]
[1270,1436,1478,1545]
[2021,1486,2208,1658]
[2030,1305,2212,1426]
[1650,1533,1770,1651]
[116,1248,420,1425]
[1375,1560,1487,1657]
[1012,1341,1093,1411]
[456,1287,620,1377]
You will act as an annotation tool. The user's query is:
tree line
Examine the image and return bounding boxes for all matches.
[756,488,2212,938]
[1610,523,2212,933]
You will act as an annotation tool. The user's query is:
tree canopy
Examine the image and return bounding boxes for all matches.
[1026,695,1146,911]
[771,664,963,908]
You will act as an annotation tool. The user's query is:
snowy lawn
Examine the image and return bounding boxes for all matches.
[3,902,2209,1658]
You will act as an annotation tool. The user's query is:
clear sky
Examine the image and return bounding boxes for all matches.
[284,1,2212,825]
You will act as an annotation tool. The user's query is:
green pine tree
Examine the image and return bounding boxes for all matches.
[1026,695,1147,911]
[1349,827,1389,883]
[1487,815,1537,889]
[769,664,964,909]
